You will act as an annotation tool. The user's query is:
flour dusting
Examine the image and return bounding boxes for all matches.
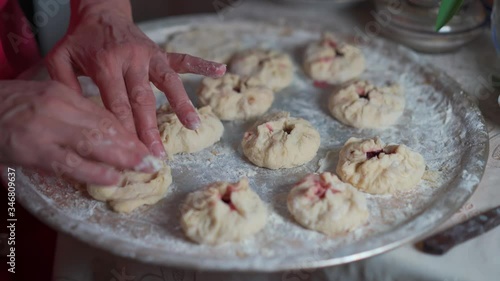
[15,20,487,271]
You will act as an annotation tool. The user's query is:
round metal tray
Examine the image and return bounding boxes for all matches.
[14,16,488,272]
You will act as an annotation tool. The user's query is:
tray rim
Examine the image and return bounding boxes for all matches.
[11,14,490,272]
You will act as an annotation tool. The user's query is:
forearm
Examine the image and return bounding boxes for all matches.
[70,0,132,26]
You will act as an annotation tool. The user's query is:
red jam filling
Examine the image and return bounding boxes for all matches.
[322,39,343,56]
[312,178,340,199]
[323,39,337,49]
[221,186,236,211]
[265,123,274,132]
[313,81,330,88]
[356,87,370,100]
[313,56,334,64]
[366,149,393,159]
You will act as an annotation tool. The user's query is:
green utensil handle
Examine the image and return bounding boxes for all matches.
[435,0,465,31]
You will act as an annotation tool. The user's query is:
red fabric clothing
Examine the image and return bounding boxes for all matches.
[0,0,40,79]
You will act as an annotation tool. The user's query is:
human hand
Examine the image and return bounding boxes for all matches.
[45,4,226,158]
[0,80,158,185]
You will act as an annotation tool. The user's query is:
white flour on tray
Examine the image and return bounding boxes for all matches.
[16,20,487,271]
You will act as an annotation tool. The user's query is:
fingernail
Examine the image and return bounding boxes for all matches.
[150,141,167,159]
[214,64,227,77]
[134,155,163,173]
[184,112,201,130]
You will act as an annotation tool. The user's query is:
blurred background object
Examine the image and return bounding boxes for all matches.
[32,0,216,55]
[492,0,500,106]
[29,0,499,55]
[491,0,500,52]
[33,0,70,55]
[272,0,364,5]
[130,0,214,22]
[492,0,500,53]
[27,0,500,109]
[373,0,488,53]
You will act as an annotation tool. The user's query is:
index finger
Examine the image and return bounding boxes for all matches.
[150,54,200,130]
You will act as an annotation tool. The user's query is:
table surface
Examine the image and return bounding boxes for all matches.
[49,1,500,280]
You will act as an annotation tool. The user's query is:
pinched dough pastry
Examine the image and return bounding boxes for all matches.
[329,81,405,128]
[87,164,172,213]
[229,49,294,92]
[287,172,369,236]
[180,178,267,245]
[157,105,224,155]
[164,27,242,63]
[337,137,426,195]
[303,33,365,84]
[242,112,321,169]
[197,74,274,120]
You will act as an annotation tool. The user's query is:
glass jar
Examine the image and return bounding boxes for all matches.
[373,0,488,52]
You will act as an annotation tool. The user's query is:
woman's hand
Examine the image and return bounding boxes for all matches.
[45,0,226,158]
[0,80,158,185]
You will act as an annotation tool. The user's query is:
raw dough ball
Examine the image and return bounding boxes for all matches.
[242,112,321,169]
[229,49,294,92]
[197,74,274,120]
[303,33,365,84]
[329,81,405,128]
[337,137,426,194]
[87,165,172,213]
[157,105,224,155]
[287,172,369,236]
[164,27,242,63]
[180,178,267,245]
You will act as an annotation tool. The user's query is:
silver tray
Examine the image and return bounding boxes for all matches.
[14,16,488,272]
